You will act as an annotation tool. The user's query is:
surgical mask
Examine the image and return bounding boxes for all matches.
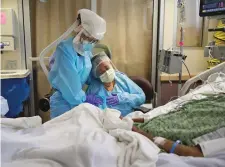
[73,31,94,56]
[100,68,115,83]
[82,40,94,52]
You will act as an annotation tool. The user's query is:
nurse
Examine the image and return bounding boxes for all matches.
[48,9,106,118]
[86,52,145,116]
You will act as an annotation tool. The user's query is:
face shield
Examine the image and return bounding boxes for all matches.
[79,9,106,41]
[39,9,106,77]
[73,29,98,55]
[91,52,116,79]
[73,9,106,56]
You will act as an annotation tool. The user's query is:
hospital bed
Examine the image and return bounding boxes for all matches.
[1,63,225,167]
[180,62,225,96]
[131,62,225,120]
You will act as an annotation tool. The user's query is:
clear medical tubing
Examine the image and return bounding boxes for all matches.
[39,21,79,78]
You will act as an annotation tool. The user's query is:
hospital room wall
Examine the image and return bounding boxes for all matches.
[1,0,25,70]
[160,0,218,105]
[163,0,209,74]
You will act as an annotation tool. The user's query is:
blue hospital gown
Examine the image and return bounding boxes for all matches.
[48,37,92,118]
[86,71,146,116]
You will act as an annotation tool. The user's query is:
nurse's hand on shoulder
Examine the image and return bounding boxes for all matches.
[85,94,103,106]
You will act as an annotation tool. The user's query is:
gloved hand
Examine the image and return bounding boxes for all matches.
[85,94,103,106]
[106,94,119,106]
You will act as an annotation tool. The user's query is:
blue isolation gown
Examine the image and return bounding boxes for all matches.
[48,37,92,118]
[86,71,146,116]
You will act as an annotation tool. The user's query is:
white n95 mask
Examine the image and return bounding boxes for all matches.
[100,69,115,83]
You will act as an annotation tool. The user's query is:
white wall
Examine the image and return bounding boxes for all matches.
[1,0,24,70]
[163,0,209,74]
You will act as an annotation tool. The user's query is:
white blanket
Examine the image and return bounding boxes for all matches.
[156,152,225,167]
[128,72,225,121]
[1,103,159,167]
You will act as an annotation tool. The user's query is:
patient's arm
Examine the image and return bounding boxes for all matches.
[132,118,144,123]
[132,126,203,157]
[159,139,203,157]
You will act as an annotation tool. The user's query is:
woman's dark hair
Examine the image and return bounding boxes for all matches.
[77,14,81,25]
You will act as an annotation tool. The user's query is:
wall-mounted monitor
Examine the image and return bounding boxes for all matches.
[199,0,225,17]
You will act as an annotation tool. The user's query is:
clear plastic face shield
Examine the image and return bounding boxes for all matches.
[92,52,117,83]
[39,9,106,77]
[73,29,99,56]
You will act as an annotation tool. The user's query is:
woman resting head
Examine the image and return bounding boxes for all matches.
[85,52,146,116]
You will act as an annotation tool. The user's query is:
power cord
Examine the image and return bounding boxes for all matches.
[181,60,191,78]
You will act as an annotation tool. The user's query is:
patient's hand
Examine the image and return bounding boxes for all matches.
[132,118,144,123]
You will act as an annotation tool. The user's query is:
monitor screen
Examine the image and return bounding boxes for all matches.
[199,0,225,16]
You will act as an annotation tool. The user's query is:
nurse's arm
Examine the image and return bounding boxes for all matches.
[48,45,86,107]
[117,74,146,107]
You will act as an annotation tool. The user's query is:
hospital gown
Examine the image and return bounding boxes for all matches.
[48,37,92,118]
[86,71,146,116]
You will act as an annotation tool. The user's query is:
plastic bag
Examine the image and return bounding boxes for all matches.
[0,96,9,116]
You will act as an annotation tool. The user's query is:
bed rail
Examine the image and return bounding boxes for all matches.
[180,62,225,96]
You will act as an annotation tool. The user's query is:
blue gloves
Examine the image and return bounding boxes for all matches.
[85,94,103,106]
[106,94,119,106]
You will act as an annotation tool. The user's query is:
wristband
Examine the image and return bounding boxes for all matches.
[170,140,181,153]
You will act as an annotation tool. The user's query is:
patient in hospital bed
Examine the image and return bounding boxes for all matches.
[131,93,225,158]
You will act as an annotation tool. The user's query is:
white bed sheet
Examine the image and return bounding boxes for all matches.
[156,152,225,167]
[2,74,225,167]
[1,103,159,167]
[128,72,225,121]
[129,73,225,167]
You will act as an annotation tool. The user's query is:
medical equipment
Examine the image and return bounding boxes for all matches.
[0,8,16,51]
[200,1,225,63]
[158,50,187,74]
[204,42,225,61]
[204,19,225,62]
[199,0,225,17]
[158,0,187,95]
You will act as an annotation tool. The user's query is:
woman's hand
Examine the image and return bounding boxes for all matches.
[85,94,103,106]
[106,94,119,106]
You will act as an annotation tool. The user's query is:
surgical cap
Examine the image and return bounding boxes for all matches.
[78,9,106,40]
[91,52,112,78]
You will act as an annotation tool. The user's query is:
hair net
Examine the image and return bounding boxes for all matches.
[91,52,114,78]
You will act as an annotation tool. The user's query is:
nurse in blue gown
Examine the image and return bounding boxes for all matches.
[48,9,106,118]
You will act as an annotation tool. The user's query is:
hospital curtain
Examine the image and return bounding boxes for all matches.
[96,0,153,79]
[30,0,91,122]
